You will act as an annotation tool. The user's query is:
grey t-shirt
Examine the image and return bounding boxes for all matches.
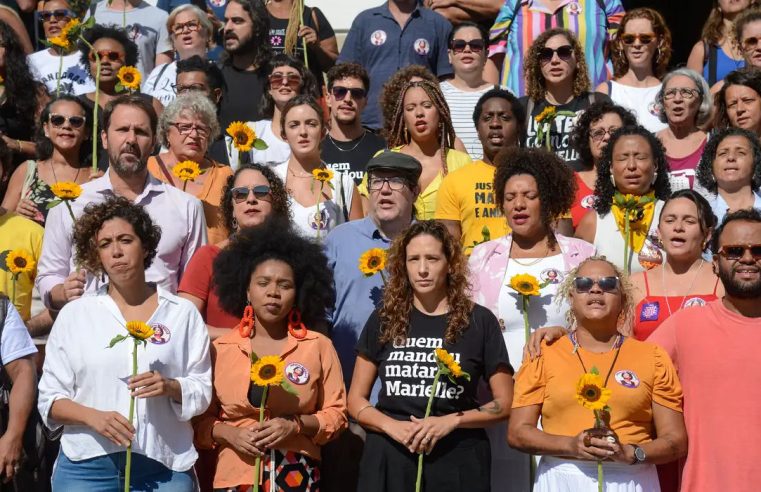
[90,0,172,76]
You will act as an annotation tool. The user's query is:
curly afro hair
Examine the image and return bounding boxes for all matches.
[220,163,291,232]
[524,28,590,102]
[493,147,576,247]
[73,196,161,276]
[79,24,139,78]
[593,125,672,216]
[378,65,438,141]
[212,221,335,331]
[571,101,637,168]
[696,127,761,194]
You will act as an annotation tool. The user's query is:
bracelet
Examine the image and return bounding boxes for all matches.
[355,404,373,422]
[15,140,21,153]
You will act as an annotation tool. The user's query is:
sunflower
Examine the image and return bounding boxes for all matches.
[117,66,142,91]
[48,35,70,50]
[509,274,541,297]
[5,250,35,276]
[126,321,155,340]
[435,347,462,374]
[172,160,202,182]
[250,355,285,387]
[575,372,612,411]
[358,248,386,276]
[312,168,334,183]
[226,121,256,152]
[535,105,557,123]
[50,181,83,201]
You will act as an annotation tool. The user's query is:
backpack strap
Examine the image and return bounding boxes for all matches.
[20,160,37,199]
[337,169,349,223]
[524,98,535,131]
[707,43,719,86]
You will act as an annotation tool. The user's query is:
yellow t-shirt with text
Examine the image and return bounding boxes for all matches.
[435,160,509,253]
[0,212,43,319]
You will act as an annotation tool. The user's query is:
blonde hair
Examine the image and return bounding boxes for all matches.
[167,4,214,47]
[555,256,636,336]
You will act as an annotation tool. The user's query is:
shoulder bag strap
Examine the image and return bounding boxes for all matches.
[154,155,175,184]
[708,43,719,86]
[20,160,37,198]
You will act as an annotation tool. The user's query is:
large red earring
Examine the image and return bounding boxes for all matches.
[288,308,308,339]
[238,304,255,338]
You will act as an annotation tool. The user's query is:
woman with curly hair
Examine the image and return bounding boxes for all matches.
[194,220,347,491]
[349,220,513,492]
[508,256,686,491]
[0,20,47,165]
[179,163,291,339]
[596,8,671,133]
[2,95,93,225]
[467,146,595,489]
[715,68,761,139]
[712,9,761,94]
[695,127,761,224]
[361,77,472,220]
[570,102,637,229]
[687,0,753,86]
[39,195,212,490]
[521,28,610,170]
[378,65,438,142]
[576,126,673,274]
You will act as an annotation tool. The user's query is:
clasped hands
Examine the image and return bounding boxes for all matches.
[570,428,635,464]
[384,414,459,455]
[226,418,299,458]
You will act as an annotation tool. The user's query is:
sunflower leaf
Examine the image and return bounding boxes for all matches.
[590,366,600,376]
[83,16,96,29]
[280,380,299,396]
[107,334,127,348]
[115,82,125,93]
[0,250,10,273]
[46,199,62,209]
[250,352,260,364]
[253,139,269,151]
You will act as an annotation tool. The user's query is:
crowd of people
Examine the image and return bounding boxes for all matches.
[0,0,760,491]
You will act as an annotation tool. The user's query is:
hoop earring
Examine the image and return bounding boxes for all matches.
[288,308,308,339]
[238,303,255,338]
[231,217,238,231]
[651,172,658,185]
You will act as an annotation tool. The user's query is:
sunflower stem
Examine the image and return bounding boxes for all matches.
[379,270,387,285]
[522,296,530,345]
[544,121,551,152]
[63,199,76,223]
[124,338,137,492]
[56,53,63,97]
[623,211,631,276]
[80,37,100,175]
[315,182,324,241]
[10,275,17,307]
[416,369,441,492]
[597,460,603,492]
[253,385,269,492]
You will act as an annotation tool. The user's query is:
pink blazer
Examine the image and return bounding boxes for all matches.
[468,234,597,315]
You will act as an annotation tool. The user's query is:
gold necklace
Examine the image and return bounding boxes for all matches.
[509,240,550,267]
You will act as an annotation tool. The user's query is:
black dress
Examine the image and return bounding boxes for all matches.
[355,304,512,492]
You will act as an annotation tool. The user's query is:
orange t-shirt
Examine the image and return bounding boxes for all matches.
[513,335,682,444]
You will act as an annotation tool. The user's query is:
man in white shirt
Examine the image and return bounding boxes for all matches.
[89,0,173,76]
[36,94,207,311]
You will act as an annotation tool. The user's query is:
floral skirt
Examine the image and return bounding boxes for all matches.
[214,449,320,492]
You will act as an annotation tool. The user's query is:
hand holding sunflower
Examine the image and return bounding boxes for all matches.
[576,366,613,492]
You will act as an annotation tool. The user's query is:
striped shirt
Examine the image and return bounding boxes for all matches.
[441,81,496,160]
[488,0,625,96]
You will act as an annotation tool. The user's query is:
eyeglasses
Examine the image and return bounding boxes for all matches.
[169,122,210,138]
[717,244,761,260]
[231,185,272,203]
[39,9,74,22]
[538,45,574,64]
[268,73,302,89]
[88,50,124,62]
[171,20,201,35]
[331,86,367,100]
[573,276,620,293]
[589,126,621,142]
[449,39,485,53]
[368,176,408,191]
[620,32,656,45]
[49,113,86,129]
[743,36,761,52]
[663,87,699,100]
[172,83,208,94]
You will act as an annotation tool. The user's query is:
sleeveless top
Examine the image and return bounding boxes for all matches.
[702,42,745,86]
[571,172,595,229]
[633,269,719,341]
[666,136,707,192]
[19,160,57,226]
[608,81,667,134]
[593,200,665,274]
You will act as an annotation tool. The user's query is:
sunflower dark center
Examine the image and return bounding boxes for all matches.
[13,257,26,268]
[583,386,600,401]
[235,133,247,145]
[368,257,380,268]
[259,364,276,379]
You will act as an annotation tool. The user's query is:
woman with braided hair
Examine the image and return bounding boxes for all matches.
[359,78,472,219]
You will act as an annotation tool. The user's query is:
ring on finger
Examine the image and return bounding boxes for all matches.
[606,436,616,444]
[583,435,591,447]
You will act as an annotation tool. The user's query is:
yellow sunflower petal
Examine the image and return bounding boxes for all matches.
[312,168,334,183]
[250,355,286,387]
[358,248,387,276]
[5,250,35,275]
[126,321,155,341]
[509,274,541,297]
[117,66,142,90]
[50,181,82,201]
[172,160,202,182]
[226,121,256,152]
[575,373,612,411]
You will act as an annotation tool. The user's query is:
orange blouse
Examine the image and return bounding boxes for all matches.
[193,329,348,489]
[147,155,232,245]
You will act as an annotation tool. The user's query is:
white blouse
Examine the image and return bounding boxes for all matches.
[38,285,212,472]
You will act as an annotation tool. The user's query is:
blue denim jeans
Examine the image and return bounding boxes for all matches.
[52,451,197,491]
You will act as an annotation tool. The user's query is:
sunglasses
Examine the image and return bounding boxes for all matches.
[268,73,302,89]
[743,36,761,52]
[88,50,124,62]
[39,9,74,22]
[231,185,272,203]
[573,276,620,293]
[620,32,656,45]
[49,113,86,129]
[331,86,367,100]
[450,39,485,53]
[538,45,574,64]
[717,244,761,260]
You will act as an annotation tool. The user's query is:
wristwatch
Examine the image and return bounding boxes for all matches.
[630,445,646,464]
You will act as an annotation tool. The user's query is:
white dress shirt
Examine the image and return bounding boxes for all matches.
[38,285,212,472]
[36,171,207,309]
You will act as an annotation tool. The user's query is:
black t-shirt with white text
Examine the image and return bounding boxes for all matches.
[521,92,611,171]
[322,131,386,185]
[356,304,512,421]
